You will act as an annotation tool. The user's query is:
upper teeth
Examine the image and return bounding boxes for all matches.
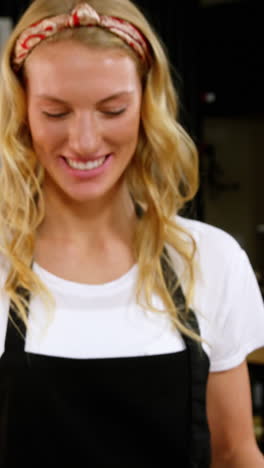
[66,156,106,170]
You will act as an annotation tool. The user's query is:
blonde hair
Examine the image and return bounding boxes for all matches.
[0,0,200,341]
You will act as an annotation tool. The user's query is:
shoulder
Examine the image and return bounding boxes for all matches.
[174,218,264,371]
[175,216,244,277]
[176,216,241,252]
[174,217,261,317]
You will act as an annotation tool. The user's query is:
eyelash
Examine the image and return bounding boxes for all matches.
[104,109,126,117]
[43,112,68,118]
[43,109,126,119]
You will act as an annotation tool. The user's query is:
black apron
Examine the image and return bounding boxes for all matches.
[0,255,211,467]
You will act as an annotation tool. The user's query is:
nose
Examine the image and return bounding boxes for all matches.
[69,112,102,156]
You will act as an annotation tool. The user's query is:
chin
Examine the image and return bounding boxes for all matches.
[63,187,114,204]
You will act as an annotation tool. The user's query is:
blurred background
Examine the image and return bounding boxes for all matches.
[1,0,264,449]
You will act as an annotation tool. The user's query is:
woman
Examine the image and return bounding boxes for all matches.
[0,0,264,466]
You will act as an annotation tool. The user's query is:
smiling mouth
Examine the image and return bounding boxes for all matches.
[64,156,108,171]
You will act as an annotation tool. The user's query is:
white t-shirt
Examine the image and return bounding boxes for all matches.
[0,217,264,372]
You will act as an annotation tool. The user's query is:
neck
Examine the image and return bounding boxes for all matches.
[37,179,137,249]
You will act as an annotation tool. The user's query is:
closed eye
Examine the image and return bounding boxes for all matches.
[103,108,126,117]
[42,112,69,118]
[42,108,127,118]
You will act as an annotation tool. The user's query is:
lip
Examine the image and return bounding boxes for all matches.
[64,155,107,163]
[59,154,112,179]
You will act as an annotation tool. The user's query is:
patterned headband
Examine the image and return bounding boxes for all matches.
[12,2,151,71]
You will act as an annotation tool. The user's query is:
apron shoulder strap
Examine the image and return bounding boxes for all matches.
[161,249,211,468]
[5,286,29,356]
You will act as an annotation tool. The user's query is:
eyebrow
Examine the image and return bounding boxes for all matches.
[36,91,134,104]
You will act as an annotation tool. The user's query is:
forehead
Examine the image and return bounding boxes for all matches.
[25,40,141,100]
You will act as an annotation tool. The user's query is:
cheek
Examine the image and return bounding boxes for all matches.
[110,112,141,150]
[29,118,63,155]
[28,111,47,149]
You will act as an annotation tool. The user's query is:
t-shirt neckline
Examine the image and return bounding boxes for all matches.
[33,261,138,296]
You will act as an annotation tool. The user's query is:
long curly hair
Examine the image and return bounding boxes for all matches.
[0,0,200,341]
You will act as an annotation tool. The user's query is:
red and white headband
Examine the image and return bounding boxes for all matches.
[12,2,151,71]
